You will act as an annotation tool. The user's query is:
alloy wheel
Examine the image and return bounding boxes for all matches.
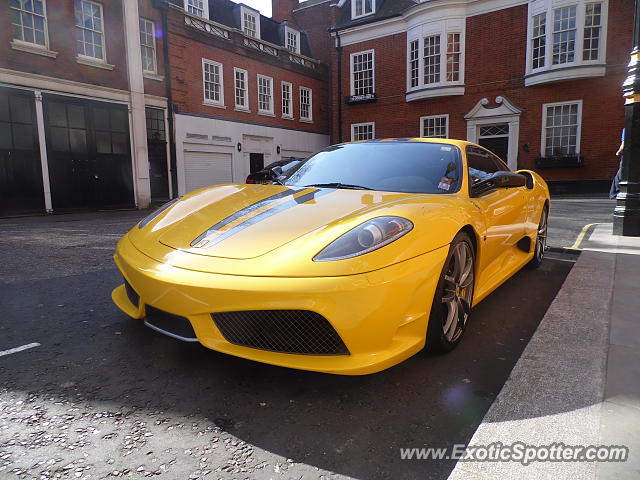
[535,208,548,262]
[441,241,474,342]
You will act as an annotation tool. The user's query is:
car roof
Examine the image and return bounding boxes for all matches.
[349,138,472,148]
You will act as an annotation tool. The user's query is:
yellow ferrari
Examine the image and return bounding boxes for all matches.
[112,138,549,375]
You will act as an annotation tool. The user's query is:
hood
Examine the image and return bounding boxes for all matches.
[136,184,419,260]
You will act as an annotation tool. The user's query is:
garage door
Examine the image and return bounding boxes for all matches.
[184,151,233,192]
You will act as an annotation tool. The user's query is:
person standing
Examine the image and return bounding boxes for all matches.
[610,129,625,199]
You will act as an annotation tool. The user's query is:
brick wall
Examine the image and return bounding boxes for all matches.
[167,7,330,134]
[139,0,168,98]
[332,0,632,183]
[0,0,129,92]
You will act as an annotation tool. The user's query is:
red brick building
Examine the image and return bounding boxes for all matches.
[287,0,632,193]
[1,0,633,216]
[164,0,330,195]
[0,0,172,215]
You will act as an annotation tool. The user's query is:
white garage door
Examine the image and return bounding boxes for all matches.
[184,151,233,192]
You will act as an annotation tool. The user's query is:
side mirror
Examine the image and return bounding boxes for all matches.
[269,166,283,179]
[471,171,527,197]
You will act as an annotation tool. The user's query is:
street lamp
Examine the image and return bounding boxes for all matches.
[613,0,640,236]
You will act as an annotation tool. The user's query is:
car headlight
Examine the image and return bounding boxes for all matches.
[138,197,181,228]
[313,216,413,262]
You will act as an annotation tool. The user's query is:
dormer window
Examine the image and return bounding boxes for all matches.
[285,26,300,54]
[352,0,374,19]
[184,0,208,19]
[241,6,260,38]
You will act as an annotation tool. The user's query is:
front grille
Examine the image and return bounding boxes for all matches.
[124,278,139,307]
[212,310,349,355]
[144,306,198,342]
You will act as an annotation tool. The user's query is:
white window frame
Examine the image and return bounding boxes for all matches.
[75,0,107,62]
[257,74,274,115]
[531,12,547,69]
[285,26,300,54]
[10,0,50,48]
[351,122,375,141]
[281,81,293,119]
[140,18,157,74]
[406,23,466,98]
[241,5,260,39]
[184,0,208,19]
[300,86,312,122]
[525,0,608,85]
[350,49,375,96]
[202,58,225,108]
[420,114,449,139]
[351,0,375,20]
[234,67,249,111]
[540,100,583,157]
[409,39,420,89]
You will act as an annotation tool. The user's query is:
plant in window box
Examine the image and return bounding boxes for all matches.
[534,155,584,169]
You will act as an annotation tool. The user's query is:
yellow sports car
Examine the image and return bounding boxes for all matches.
[112,138,549,375]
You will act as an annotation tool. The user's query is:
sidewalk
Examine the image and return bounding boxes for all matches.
[447,223,640,480]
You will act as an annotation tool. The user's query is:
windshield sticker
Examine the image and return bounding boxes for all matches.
[438,177,453,191]
[440,146,452,151]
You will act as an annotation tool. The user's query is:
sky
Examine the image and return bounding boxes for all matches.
[241,0,273,17]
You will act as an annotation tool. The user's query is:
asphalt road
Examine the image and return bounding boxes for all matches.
[547,197,615,249]
[0,209,574,480]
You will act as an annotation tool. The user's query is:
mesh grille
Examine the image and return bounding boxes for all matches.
[124,278,139,308]
[212,310,349,356]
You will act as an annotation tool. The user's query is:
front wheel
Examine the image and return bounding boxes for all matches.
[426,231,475,353]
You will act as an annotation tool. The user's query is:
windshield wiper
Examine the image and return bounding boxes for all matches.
[302,182,373,190]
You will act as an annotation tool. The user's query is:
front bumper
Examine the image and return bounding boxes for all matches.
[112,235,448,375]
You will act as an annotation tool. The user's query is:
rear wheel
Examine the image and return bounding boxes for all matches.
[426,231,475,353]
[526,205,548,270]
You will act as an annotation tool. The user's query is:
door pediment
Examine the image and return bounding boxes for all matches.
[465,96,522,120]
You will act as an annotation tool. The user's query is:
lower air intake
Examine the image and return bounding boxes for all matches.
[145,306,198,342]
[212,310,349,356]
[124,278,139,307]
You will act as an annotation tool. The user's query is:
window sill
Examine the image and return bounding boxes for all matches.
[258,111,275,117]
[406,85,465,102]
[300,118,313,124]
[76,56,115,70]
[234,106,251,113]
[10,40,58,58]
[143,72,165,82]
[281,115,294,120]
[203,101,227,109]
[525,64,606,87]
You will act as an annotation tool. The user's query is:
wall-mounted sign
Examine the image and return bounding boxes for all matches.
[346,93,377,105]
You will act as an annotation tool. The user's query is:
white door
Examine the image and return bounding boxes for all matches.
[184,151,233,192]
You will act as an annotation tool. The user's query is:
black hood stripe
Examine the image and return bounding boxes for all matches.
[191,188,306,247]
[193,188,335,249]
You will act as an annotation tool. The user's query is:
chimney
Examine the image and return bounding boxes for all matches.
[271,0,299,24]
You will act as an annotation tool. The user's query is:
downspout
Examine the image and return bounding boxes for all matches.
[155,0,178,198]
[335,30,343,143]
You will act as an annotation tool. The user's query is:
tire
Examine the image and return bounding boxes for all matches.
[526,205,548,270]
[426,231,475,354]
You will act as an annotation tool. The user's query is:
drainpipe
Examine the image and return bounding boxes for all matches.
[336,30,343,143]
[154,0,178,198]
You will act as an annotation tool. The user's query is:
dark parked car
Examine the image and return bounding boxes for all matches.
[245,158,304,184]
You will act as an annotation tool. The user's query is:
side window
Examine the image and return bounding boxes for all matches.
[490,152,510,172]
[466,145,503,184]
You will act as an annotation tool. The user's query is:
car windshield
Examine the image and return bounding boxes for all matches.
[283,142,462,194]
